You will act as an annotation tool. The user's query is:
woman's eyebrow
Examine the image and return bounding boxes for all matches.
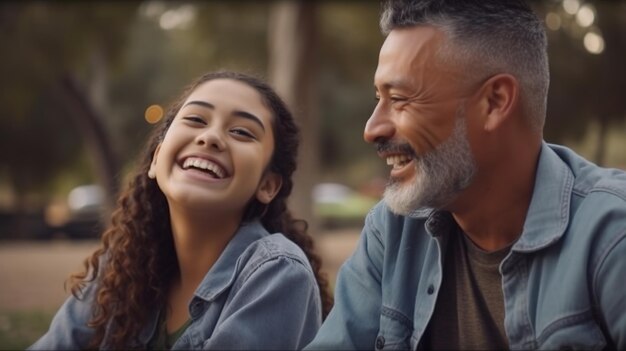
[232,110,265,132]
[182,100,265,131]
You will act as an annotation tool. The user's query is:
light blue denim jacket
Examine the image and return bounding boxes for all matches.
[30,220,322,350]
[306,143,626,350]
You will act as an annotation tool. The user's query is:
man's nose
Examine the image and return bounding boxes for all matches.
[364,102,395,144]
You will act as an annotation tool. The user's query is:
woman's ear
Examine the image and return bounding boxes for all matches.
[148,144,161,179]
[476,73,519,132]
[255,172,283,204]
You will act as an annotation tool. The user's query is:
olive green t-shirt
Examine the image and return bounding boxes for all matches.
[423,228,512,350]
[148,313,192,350]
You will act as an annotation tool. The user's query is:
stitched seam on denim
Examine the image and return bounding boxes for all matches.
[571,187,587,198]
[241,237,308,276]
[561,165,573,230]
[369,213,384,248]
[592,229,626,306]
[367,210,384,279]
[239,255,312,290]
[514,167,570,252]
[381,305,413,330]
[516,258,536,348]
[410,334,420,349]
[589,186,626,201]
[536,309,595,345]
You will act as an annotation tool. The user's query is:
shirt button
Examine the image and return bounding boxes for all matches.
[427,284,435,295]
[190,301,202,316]
[375,335,385,350]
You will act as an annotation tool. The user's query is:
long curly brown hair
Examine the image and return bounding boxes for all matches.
[69,71,333,349]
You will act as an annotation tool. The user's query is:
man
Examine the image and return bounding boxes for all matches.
[306,0,626,350]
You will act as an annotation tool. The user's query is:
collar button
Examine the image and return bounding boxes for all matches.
[375,335,385,350]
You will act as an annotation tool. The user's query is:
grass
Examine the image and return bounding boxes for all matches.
[314,194,379,222]
[0,310,53,350]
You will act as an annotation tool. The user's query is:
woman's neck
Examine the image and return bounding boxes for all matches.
[163,205,243,332]
[168,204,242,289]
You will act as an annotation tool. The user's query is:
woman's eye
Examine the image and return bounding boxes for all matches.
[183,116,205,124]
[231,128,255,139]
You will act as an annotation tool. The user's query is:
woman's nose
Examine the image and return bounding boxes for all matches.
[364,102,395,144]
[196,128,226,151]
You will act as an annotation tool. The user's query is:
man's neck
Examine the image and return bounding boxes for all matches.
[449,142,541,252]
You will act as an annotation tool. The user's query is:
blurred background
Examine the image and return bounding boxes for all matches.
[0,0,625,348]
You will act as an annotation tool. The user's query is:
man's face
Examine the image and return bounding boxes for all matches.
[365,26,477,214]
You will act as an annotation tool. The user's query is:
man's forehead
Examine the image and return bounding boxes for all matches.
[375,26,446,88]
[380,26,444,60]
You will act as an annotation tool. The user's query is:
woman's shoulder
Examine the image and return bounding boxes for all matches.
[227,232,319,300]
[241,232,312,271]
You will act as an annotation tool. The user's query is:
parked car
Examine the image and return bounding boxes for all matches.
[0,208,52,240]
[312,182,379,229]
[60,185,106,239]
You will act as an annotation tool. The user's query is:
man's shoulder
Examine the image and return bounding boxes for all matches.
[549,143,626,202]
[548,144,626,246]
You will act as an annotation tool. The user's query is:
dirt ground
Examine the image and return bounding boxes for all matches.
[0,229,360,312]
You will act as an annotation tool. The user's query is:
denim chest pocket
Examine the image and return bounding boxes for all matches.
[536,312,606,350]
[376,306,414,350]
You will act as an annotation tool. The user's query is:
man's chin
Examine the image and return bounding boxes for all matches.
[382,177,458,215]
[382,182,423,216]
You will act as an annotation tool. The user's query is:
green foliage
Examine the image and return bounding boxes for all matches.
[1,0,625,208]
[0,2,138,201]
[538,2,626,145]
[315,194,379,221]
[318,2,384,173]
[0,310,53,349]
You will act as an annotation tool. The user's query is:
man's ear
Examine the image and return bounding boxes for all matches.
[148,144,161,179]
[476,73,519,132]
[255,172,283,204]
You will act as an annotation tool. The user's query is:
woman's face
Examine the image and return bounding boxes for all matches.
[149,79,281,217]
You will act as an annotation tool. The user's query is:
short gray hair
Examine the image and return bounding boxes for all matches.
[380,0,549,130]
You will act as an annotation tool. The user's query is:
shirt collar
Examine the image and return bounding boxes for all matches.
[512,142,574,252]
[193,220,269,301]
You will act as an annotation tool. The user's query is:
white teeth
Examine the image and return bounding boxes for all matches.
[182,157,226,178]
[385,154,412,168]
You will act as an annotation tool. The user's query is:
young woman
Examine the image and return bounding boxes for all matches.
[30,71,332,350]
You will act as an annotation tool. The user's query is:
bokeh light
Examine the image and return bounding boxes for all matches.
[584,31,605,54]
[145,104,164,124]
[576,4,595,28]
[563,0,581,15]
[545,12,562,31]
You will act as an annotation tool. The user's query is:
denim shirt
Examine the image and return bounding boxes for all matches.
[306,143,626,350]
[30,220,322,350]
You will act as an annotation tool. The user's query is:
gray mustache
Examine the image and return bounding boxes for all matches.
[375,141,416,157]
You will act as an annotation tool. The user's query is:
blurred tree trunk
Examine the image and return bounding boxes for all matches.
[591,2,625,167]
[594,114,609,167]
[268,1,319,231]
[57,73,118,213]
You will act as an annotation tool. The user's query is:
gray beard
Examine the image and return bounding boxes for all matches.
[383,116,476,215]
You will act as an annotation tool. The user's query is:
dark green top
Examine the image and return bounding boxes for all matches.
[424,227,513,350]
[148,312,192,350]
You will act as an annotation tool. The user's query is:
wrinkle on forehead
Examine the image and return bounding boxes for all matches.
[375,26,470,99]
